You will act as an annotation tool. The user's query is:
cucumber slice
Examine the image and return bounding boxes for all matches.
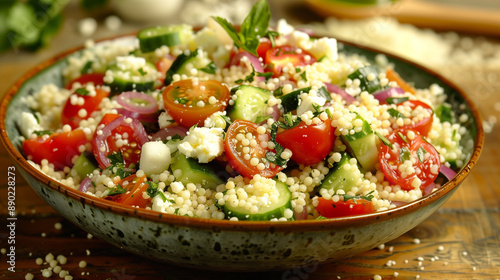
[340,113,380,172]
[105,62,156,94]
[223,181,294,221]
[279,87,311,113]
[170,153,223,190]
[318,153,362,193]
[138,24,192,53]
[347,65,382,93]
[69,151,98,180]
[227,85,271,122]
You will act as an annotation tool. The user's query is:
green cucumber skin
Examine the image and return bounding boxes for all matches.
[138,30,181,53]
[105,64,156,94]
[170,153,224,190]
[340,113,379,172]
[223,181,294,221]
[228,85,272,122]
[279,86,311,113]
[347,66,382,93]
[70,151,98,180]
[319,153,360,193]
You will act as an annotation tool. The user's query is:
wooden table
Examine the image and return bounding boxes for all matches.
[1,1,499,279]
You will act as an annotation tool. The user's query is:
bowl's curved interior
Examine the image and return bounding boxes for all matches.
[0,35,484,270]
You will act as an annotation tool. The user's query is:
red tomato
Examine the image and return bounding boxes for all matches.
[224,120,283,178]
[256,39,273,59]
[399,100,434,137]
[162,79,230,128]
[117,175,150,208]
[275,119,335,165]
[65,73,105,90]
[378,128,440,191]
[92,113,149,169]
[316,197,375,218]
[23,130,88,170]
[156,56,174,85]
[265,45,316,77]
[62,88,110,129]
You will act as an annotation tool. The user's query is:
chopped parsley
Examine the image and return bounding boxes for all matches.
[299,71,307,81]
[107,184,127,196]
[138,67,147,76]
[342,191,375,203]
[386,96,409,105]
[399,146,411,163]
[397,131,408,143]
[75,88,90,96]
[145,181,167,202]
[106,151,133,179]
[417,146,428,162]
[235,64,257,84]
[175,97,189,105]
[388,108,406,119]
[80,61,93,74]
[199,62,217,74]
[375,131,393,149]
[33,130,52,136]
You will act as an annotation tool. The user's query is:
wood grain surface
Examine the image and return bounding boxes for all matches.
[1,1,499,279]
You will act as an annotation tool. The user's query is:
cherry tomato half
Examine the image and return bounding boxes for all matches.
[162,79,230,128]
[91,113,149,169]
[62,88,110,129]
[65,73,105,90]
[23,130,88,170]
[316,197,375,218]
[378,128,440,191]
[399,100,434,137]
[265,45,316,77]
[275,118,335,165]
[224,119,283,178]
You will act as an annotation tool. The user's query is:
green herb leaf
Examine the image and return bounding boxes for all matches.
[375,131,393,149]
[388,108,406,119]
[417,146,428,162]
[254,115,271,124]
[235,64,256,84]
[199,62,217,74]
[81,61,93,74]
[212,0,270,56]
[145,181,167,202]
[299,71,308,81]
[256,71,273,81]
[33,130,52,136]
[107,184,127,196]
[138,67,147,76]
[75,88,90,96]
[397,131,408,143]
[386,96,409,105]
[399,146,411,163]
[318,86,332,102]
[106,151,133,179]
[176,97,189,104]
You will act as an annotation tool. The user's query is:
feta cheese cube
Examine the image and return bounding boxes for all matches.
[139,141,171,176]
[178,127,224,163]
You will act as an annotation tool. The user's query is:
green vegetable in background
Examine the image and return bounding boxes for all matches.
[0,0,69,53]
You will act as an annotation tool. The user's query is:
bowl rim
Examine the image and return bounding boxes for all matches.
[0,33,484,232]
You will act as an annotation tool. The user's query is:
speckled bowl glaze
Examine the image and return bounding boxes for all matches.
[0,35,483,272]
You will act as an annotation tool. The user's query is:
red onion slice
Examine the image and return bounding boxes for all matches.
[116,91,159,115]
[422,182,436,196]
[92,115,149,169]
[230,51,265,81]
[116,108,159,123]
[151,126,189,141]
[440,164,457,181]
[79,177,92,193]
[372,87,405,103]
[324,83,356,104]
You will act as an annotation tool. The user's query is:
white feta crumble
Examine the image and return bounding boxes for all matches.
[178,127,224,163]
[297,90,327,116]
[139,141,172,176]
[158,111,174,128]
[19,112,43,138]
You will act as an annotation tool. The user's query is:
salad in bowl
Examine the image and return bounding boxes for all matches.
[17,0,471,223]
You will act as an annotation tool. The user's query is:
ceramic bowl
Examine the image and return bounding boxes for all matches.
[0,36,483,272]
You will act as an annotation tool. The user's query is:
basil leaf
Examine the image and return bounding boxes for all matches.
[212,0,270,56]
